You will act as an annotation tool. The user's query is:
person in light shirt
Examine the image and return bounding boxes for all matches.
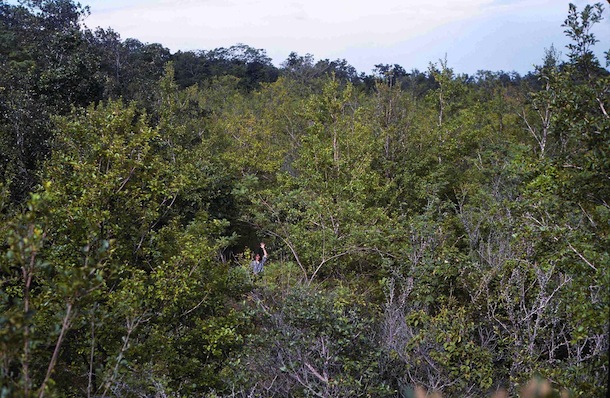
[250,242,268,274]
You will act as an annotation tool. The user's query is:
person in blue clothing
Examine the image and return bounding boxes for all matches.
[250,242,268,274]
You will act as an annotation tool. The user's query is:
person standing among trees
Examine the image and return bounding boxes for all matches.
[250,242,268,274]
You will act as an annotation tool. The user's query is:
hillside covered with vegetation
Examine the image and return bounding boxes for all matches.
[1,1,608,397]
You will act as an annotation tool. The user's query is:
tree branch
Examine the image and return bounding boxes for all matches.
[263,228,309,280]
[38,301,74,398]
[567,240,597,271]
[596,97,608,118]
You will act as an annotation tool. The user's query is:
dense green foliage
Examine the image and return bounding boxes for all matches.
[1,1,608,397]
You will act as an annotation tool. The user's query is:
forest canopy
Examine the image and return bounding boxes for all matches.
[1,1,609,397]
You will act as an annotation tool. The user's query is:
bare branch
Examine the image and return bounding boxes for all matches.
[38,301,74,398]
[181,292,210,317]
[115,166,136,194]
[308,246,373,284]
[567,241,598,271]
[597,97,608,118]
[304,362,328,384]
[264,229,308,280]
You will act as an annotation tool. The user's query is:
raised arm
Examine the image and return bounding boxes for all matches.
[260,242,268,259]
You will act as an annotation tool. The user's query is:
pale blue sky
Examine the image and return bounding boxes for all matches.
[22,0,610,74]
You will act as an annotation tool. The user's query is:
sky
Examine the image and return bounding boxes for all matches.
[77,0,610,75]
